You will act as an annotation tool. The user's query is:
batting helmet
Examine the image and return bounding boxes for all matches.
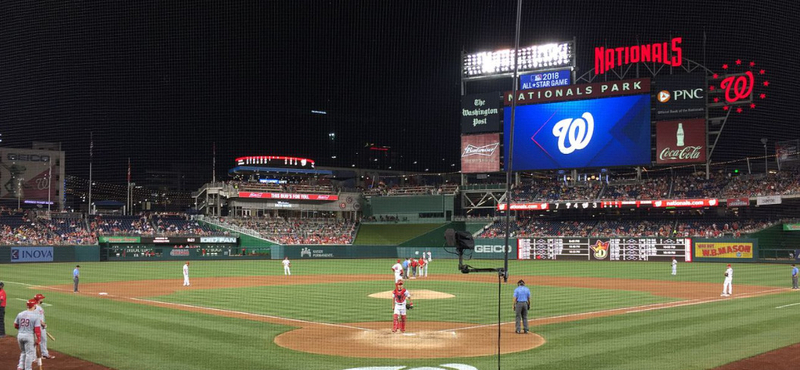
[34,293,45,301]
[26,299,37,308]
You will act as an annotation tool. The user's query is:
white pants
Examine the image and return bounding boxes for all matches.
[284,266,291,275]
[17,334,35,370]
[183,275,190,286]
[672,266,676,275]
[394,274,402,283]
[723,278,732,294]
[393,304,407,316]
[422,265,428,277]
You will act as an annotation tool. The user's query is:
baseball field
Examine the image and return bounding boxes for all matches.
[0,258,797,370]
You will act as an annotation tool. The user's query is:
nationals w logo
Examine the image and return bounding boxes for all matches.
[552,112,594,155]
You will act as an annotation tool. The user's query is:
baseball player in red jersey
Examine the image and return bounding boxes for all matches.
[418,257,426,278]
[392,280,412,333]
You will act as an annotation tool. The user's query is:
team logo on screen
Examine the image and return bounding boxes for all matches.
[552,112,594,155]
[657,90,671,103]
[591,240,609,259]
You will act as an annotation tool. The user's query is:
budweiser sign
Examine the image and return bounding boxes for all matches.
[656,119,706,164]
[461,133,500,173]
[462,143,499,157]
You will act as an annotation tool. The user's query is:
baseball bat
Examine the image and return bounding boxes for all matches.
[35,342,43,370]
[47,332,55,341]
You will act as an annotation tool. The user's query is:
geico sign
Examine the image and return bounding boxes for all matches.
[657,88,703,103]
[475,245,508,253]
[7,153,50,162]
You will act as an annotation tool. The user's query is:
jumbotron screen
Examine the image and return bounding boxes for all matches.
[504,94,651,171]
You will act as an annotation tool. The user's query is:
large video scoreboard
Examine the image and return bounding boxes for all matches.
[517,237,692,261]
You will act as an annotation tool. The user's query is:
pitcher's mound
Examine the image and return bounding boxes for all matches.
[275,321,545,358]
[369,289,455,299]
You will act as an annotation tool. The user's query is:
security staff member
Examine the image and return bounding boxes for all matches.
[512,279,531,334]
[0,282,6,337]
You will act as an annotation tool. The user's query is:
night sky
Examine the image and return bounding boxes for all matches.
[0,1,797,188]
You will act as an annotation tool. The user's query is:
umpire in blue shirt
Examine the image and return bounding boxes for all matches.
[513,279,531,334]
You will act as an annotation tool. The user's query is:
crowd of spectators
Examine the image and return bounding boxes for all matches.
[601,177,671,201]
[363,184,459,197]
[223,216,357,244]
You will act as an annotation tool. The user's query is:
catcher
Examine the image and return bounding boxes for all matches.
[392,280,413,333]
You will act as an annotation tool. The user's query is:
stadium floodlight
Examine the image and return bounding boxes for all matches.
[462,41,574,79]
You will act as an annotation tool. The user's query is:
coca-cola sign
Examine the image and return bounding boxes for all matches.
[656,119,706,164]
[461,133,500,173]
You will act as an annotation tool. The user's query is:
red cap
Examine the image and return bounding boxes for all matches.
[727,264,731,267]
[26,299,37,308]
[397,259,401,263]
[34,293,45,301]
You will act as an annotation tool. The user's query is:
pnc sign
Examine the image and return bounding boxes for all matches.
[595,37,683,75]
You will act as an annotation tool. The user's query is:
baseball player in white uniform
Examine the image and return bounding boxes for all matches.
[391,259,404,283]
[671,257,677,276]
[392,280,412,333]
[183,262,190,286]
[282,257,291,276]
[722,264,733,296]
[15,299,42,370]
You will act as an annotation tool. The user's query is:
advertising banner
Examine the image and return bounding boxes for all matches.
[694,240,755,259]
[0,148,63,205]
[461,133,500,173]
[726,198,749,207]
[11,247,54,263]
[505,94,651,171]
[238,192,338,201]
[783,223,800,231]
[505,78,650,105]
[461,92,501,134]
[656,119,706,164]
[471,239,518,259]
[652,199,718,208]
[756,195,782,206]
[497,203,549,211]
[519,69,571,90]
[98,236,142,243]
[776,140,800,164]
[653,74,706,119]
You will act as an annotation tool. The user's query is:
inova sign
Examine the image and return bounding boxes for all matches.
[11,247,54,263]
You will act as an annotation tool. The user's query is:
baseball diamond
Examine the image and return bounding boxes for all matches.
[0,259,797,370]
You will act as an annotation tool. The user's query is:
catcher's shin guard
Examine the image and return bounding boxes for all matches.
[400,315,406,332]
[392,314,399,332]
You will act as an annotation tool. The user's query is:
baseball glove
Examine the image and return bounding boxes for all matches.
[724,273,729,277]
[407,303,414,310]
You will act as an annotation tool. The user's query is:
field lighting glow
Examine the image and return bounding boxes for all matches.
[463,41,573,78]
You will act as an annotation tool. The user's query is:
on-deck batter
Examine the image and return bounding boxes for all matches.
[15,299,42,370]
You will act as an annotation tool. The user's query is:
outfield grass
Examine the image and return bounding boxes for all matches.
[352,223,445,245]
[0,259,797,370]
